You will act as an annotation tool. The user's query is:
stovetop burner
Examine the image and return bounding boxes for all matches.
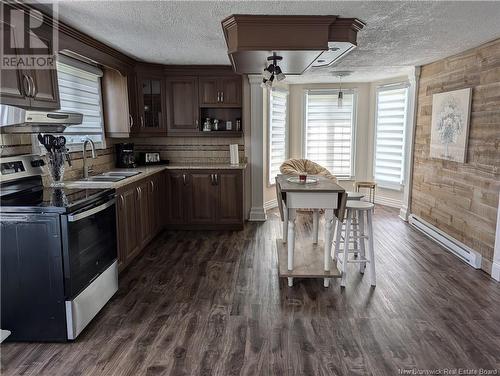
[0,177,114,214]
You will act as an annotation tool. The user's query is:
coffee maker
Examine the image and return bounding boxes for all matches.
[115,143,136,168]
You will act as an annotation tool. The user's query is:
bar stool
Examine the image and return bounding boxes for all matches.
[333,200,376,287]
[346,191,364,201]
[346,191,364,256]
[354,181,377,205]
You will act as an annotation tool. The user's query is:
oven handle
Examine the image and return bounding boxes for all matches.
[67,198,116,222]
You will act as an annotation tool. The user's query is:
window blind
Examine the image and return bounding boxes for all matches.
[56,58,104,145]
[304,90,355,178]
[374,85,409,187]
[268,90,288,185]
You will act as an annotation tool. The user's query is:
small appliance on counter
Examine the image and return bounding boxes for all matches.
[137,152,169,166]
[115,142,136,168]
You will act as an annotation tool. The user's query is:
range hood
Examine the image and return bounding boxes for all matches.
[221,15,365,75]
[0,105,83,134]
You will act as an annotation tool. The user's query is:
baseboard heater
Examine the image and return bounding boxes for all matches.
[409,214,482,269]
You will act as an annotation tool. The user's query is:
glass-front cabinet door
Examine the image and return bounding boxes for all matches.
[136,75,166,134]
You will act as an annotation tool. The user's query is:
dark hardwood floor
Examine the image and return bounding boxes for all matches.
[2,206,499,376]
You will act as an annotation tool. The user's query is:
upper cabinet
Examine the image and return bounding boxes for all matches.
[199,76,241,107]
[0,19,59,110]
[166,76,199,134]
[136,74,166,135]
[102,67,133,138]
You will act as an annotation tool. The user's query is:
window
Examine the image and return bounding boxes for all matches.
[304,90,356,178]
[56,55,105,148]
[374,84,409,188]
[268,89,288,185]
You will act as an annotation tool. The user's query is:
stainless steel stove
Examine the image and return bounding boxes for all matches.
[0,155,118,342]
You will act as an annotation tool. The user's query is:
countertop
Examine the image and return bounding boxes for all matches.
[64,163,247,189]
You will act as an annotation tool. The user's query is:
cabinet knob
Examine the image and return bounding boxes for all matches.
[214,174,218,185]
[140,116,144,128]
[120,194,125,207]
[182,174,187,185]
[129,114,134,128]
[221,91,224,103]
[150,180,154,192]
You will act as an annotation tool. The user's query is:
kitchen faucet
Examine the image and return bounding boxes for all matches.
[82,137,96,179]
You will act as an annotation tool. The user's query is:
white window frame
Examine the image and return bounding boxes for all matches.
[267,88,289,186]
[302,89,357,180]
[373,82,410,190]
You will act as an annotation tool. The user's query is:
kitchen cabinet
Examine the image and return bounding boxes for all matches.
[116,184,140,269]
[136,179,152,247]
[116,171,165,271]
[166,76,199,134]
[199,76,241,108]
[102,67,133,138]
[166,169,244,229]
[0,19,59,110]
[136,74,166,135]
[188,173,217,224]
[217,171,244,224]
[166,171,188,224]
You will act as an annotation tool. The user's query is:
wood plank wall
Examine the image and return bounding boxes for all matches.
[411,38,500,274]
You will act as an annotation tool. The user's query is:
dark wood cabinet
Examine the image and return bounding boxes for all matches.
[116,185,140,270]
[199,77,221,106]
[188,173,217,224]
[136,179,152,247]
[199,76,242,107]
[0,20,59,110]
[116,172,165,272]
[166,171,188,224]
[220,76,242,107]
[217,171,243,224]
[27,31,59,109]
[166,169,244,229]
[136,74,166,135]
[166,76,199,133]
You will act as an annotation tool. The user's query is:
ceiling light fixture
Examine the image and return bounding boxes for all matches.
[334,71,352,108]
[261,52,285,89]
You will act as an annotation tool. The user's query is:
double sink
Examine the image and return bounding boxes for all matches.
[65,171,142,188]
[75,171,142,183]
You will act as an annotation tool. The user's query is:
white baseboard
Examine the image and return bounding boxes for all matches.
[373,195,402,208]
[492,262,500,282]
[248,206,267,221]
[399,205,409,221]
[264,199,278,211]
[409,214,482,269]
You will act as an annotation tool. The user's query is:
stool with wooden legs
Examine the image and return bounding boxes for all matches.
[354,181,377,205]
[332,200,376,287]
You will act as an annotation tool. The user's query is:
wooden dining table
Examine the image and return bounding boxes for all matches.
[276,174,346,287]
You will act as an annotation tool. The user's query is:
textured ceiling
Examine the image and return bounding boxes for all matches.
[50,1,500,82]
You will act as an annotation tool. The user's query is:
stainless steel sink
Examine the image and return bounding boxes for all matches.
[102,171,142,177]
[65,170,142,186]
[86,176,126,182]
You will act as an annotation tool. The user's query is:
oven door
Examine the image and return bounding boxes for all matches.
[61,197,117,299]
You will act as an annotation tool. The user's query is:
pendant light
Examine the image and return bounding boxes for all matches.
[334,71,352,108]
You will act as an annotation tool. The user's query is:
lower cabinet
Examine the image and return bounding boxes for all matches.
[116,168,244,272]
[116,171,165,271]
[166,169,244,230]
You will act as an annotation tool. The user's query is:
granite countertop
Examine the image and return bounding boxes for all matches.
[64,163,247,189]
